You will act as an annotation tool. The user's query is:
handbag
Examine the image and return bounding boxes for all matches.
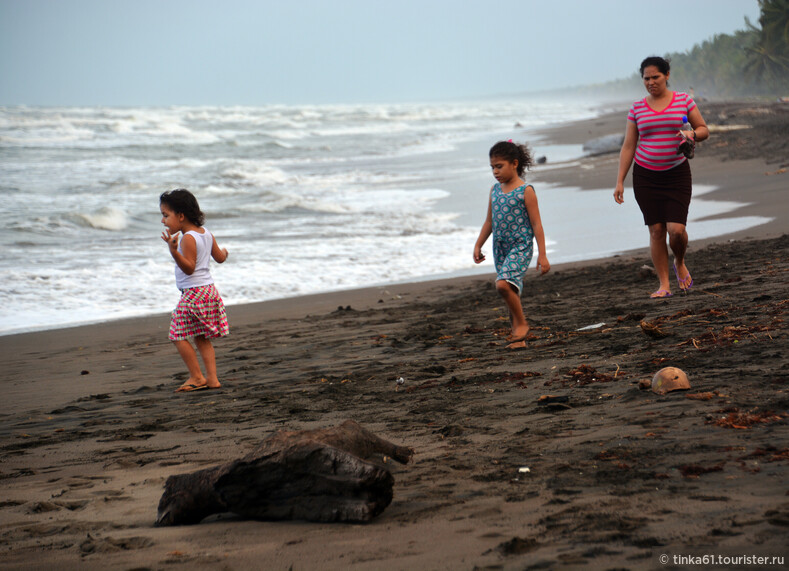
[678,137,695,159]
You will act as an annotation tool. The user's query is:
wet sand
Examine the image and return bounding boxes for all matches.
[1,100,787,570]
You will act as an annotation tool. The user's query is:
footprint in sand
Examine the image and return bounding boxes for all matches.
[62,476,100,489]
[28,499,89,513]
[79,534,154,555]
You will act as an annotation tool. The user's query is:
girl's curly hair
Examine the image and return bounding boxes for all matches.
[159,188,205,226]
[489,141,533,177]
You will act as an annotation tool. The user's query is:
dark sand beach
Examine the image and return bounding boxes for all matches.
[1,100,787,570]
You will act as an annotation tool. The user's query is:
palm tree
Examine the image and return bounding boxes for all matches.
[744,0,789,90]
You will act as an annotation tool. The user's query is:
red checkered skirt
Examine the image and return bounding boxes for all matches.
[169,284,230,341]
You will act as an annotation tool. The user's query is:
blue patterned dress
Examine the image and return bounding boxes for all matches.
[491,183,534,293]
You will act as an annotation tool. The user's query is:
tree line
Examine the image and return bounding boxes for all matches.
[668,0,788,98]
[553,0,788,101]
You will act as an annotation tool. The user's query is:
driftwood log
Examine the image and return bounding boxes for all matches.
[156,420,414,526]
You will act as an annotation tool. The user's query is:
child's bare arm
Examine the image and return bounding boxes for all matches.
[524,186,550,275]
[473,193,493,263]
[211,236,229,263]
[163,231,198,275]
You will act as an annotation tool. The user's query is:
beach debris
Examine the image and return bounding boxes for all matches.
[463,325,485,334]
[536,156,547,164]
[596,449,632,470]
[395,376,405,391]
[651,367,690,395]
[638,264,656,279]
[677,324,770,351]
[512,466,532,482]
[738,448,789,464]
[155,420,413,526]
[678,463,724,479]
[577,322,605,331]
[638,379,652,390]
[582,133,624,156]
[707,123,752,132]
[565,364,614,386]
[537,394,572,411]
[538,395,569,405]
[640,320,671,339]
[686,391,722,401]
[80,370,90,375]
[495,536,540,555]
[710,408,786,430]
[618,312,646,322]
[436,425,464,437]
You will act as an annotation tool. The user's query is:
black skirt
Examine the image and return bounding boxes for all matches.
[632,160,692,226]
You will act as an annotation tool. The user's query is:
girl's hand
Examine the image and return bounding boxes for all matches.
[162,229,180,250]
[473,246,485,264]
[613,183,625,204]
[537,254,550,275]
[679,129,695,142]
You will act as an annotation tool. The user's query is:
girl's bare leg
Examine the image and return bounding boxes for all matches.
[173,339,208,389]
[648,223,672,296]
[496,280,528,348]
[194,335,221,388]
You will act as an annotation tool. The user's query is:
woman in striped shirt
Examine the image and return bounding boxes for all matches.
[614,56,709,298]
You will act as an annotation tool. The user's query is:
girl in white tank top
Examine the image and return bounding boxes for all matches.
[160,189,230,393]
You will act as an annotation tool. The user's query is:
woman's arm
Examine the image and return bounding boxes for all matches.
[614,120,639,204]
[473,193,493,263]
[685,106,709,142]
[524,186,550,275]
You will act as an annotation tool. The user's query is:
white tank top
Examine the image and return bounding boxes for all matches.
[175,229,215,290]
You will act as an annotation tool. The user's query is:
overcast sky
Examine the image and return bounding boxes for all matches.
[0,0,761,106]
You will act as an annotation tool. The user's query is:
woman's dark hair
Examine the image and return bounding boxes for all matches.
[160,188,204,226]
[640,56,670,76]
[489,141,533,177]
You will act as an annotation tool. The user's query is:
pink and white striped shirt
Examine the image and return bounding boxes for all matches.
[628,92,697,171]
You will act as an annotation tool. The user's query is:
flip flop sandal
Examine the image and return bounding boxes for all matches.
[650,289,673,299]
[673,264,694,292]
[175,383,208,393]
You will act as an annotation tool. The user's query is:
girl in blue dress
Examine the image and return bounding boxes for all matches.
[473,141,550,350]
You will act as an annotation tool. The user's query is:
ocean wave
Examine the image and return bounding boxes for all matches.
[228,186,451,217]
[73,207,129,231]
[220,162,290,186]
